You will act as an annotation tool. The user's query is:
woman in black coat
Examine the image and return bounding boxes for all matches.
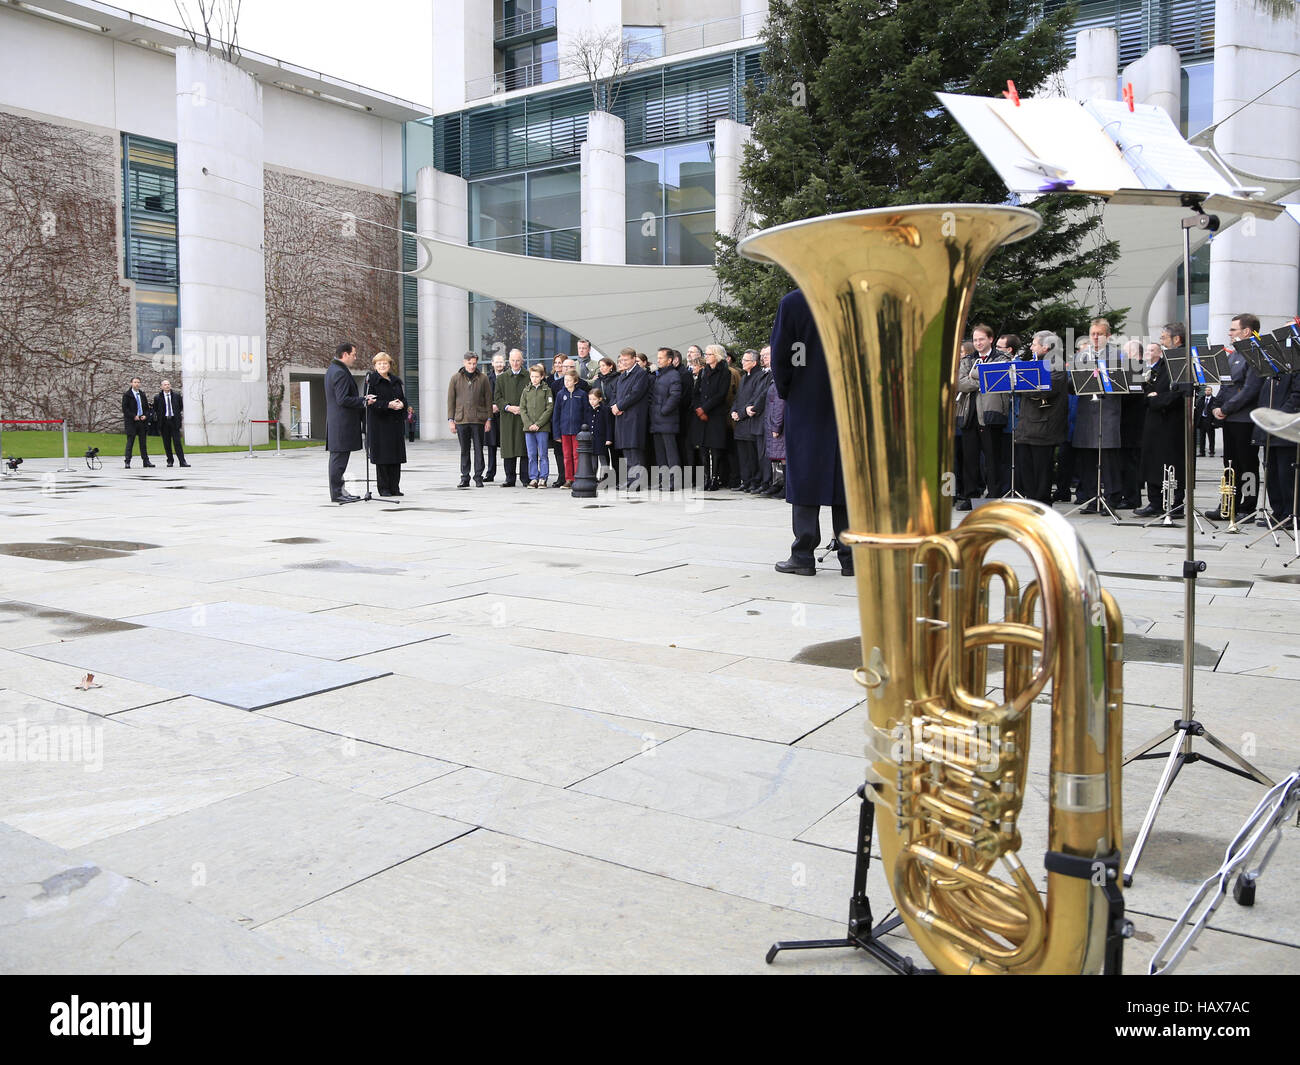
[365,352,409,496]
[687,346,732,490]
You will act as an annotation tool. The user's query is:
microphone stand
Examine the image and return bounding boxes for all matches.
[362,371,375,503]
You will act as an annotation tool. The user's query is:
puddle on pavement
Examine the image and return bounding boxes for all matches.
[289,559,406,576]
[51,537,160,552]
[270,537,323,544]
[0,601,141,638]
[1258,574,1300,584]
[1099,570,1251,590]
[0,537,160,562]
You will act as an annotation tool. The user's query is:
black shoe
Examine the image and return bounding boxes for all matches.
[775,557,816,576]
[503,480,515,488]
[841,561,855,577]
[333,492,361,504]
[124,461,131,468]
[392,490,404,496]
[474,479,484,488]
[378,491,393,497]
[458,479,470,488]
[1202,508,1226,521]
[484,474,495,482]
[142,462,156,468]
[166,461,174,467]
[955,499,972,511]
[179,461,191,467]
[1133,504,1159,517]
[1197,451,1206,457]
[1079,503,1099,515]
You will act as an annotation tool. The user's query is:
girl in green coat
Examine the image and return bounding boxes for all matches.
[520,365,554,487]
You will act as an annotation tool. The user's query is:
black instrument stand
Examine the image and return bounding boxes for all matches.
[1246,381,1294,550]
[1066,368,1123,523]
[1123,201,1274,885]
[765,785,933,974]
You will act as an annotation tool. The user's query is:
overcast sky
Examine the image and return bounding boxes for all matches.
[121,0,434,109]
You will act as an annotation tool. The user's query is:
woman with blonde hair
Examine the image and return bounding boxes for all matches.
[366,351,409,496]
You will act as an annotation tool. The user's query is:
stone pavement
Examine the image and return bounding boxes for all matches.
[0,443,1297,975]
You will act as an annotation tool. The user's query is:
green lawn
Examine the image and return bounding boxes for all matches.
[0,429,321,460]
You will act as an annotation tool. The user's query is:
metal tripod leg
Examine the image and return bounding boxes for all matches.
[1198,727,1274,786]
[1124,735,1188,885]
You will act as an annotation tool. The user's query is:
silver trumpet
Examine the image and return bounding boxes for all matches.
[1159,464,1177,526]
[1149,768,1300,974]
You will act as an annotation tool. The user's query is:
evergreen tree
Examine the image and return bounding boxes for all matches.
[700,0,1123,349]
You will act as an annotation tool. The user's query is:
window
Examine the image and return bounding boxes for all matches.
[122,134,179,355]
[625,141,716,265]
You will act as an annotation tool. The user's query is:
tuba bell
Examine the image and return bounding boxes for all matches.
[740,206,1126,975]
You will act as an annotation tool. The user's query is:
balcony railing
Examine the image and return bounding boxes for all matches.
[495,6,557,43]
[467,9,766,102]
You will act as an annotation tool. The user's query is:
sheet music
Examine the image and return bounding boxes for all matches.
[987,98,1136,193]
[1083,99,1233,197]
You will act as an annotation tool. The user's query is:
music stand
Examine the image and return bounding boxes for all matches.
[1066,364,1126,522]
[978,359,1047,500]
[1122,200,1274,885]
[1233,339,1285,543]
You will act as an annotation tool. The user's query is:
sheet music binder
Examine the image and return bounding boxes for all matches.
[936,92,1286,218]
[1188,345,1230,384]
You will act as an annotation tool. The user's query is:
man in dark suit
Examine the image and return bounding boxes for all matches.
[122,377,155,468]
[325,341,374,503]
[611,347,650,491]
[152,380,189,468]
[771,289,852,576]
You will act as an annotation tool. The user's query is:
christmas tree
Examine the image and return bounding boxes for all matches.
[700,0,1123,349]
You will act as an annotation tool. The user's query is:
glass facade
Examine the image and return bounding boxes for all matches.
[405,46,760,358]
[122,134,179,356]
[625,142,716,265]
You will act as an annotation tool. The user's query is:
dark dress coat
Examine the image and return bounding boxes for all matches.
[365,371,408,465]
[612,364,651,449]
[325,358,365,453]
[649,367,682,434]
[594,369,619,408]
[771,289,846,507]
[676,363,694,430]
[1252,372,1300,447]
[493,368,530,459]
[1070,347,1123,449]
[121,388,151,431]
[764,381,786,461]
[152,389,183,424]
[687,362,731,450]
[731,366,769,440]
[581,401,613,447]
[1014,359,1068,446]
[1139,355,1185,482]
[1213,346,1263,425]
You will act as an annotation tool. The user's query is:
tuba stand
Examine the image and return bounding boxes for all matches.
[1122,203,1274,884]
[765,785,934,974]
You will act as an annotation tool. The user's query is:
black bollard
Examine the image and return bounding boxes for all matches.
[571,429,598,498]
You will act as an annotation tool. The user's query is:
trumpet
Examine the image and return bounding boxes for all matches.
[739,206,1127,975]
[1160,464,1178,525]
[1219,462,1239,533]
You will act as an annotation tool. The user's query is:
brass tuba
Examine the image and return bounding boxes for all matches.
[739,206,1126,975]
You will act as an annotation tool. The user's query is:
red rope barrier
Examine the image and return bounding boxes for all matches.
[1,419,66,425]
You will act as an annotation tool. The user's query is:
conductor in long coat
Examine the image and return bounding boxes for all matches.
[325,341,373,503]
[492,348,530,487]
[770,289,852,576]
[611,349,651,489]
[1070,326,1125,511]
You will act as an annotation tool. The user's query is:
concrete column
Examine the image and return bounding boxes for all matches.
[435,0,495,112]
[713,118,752,241]
[581,110,626,264]
[1066,28,1119,101]
[174,46,268,447]
[416,165,469,442]
[1208,0,1300,340]
[1124,46,1183,334]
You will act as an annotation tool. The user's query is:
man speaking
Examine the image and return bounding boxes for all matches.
[325,341,374,503]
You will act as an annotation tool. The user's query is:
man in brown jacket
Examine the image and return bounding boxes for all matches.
[447,351,494,487]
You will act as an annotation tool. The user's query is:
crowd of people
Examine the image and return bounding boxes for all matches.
[955,314,1300,525]
[445,339,787,496]
[318,307,1300,532]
